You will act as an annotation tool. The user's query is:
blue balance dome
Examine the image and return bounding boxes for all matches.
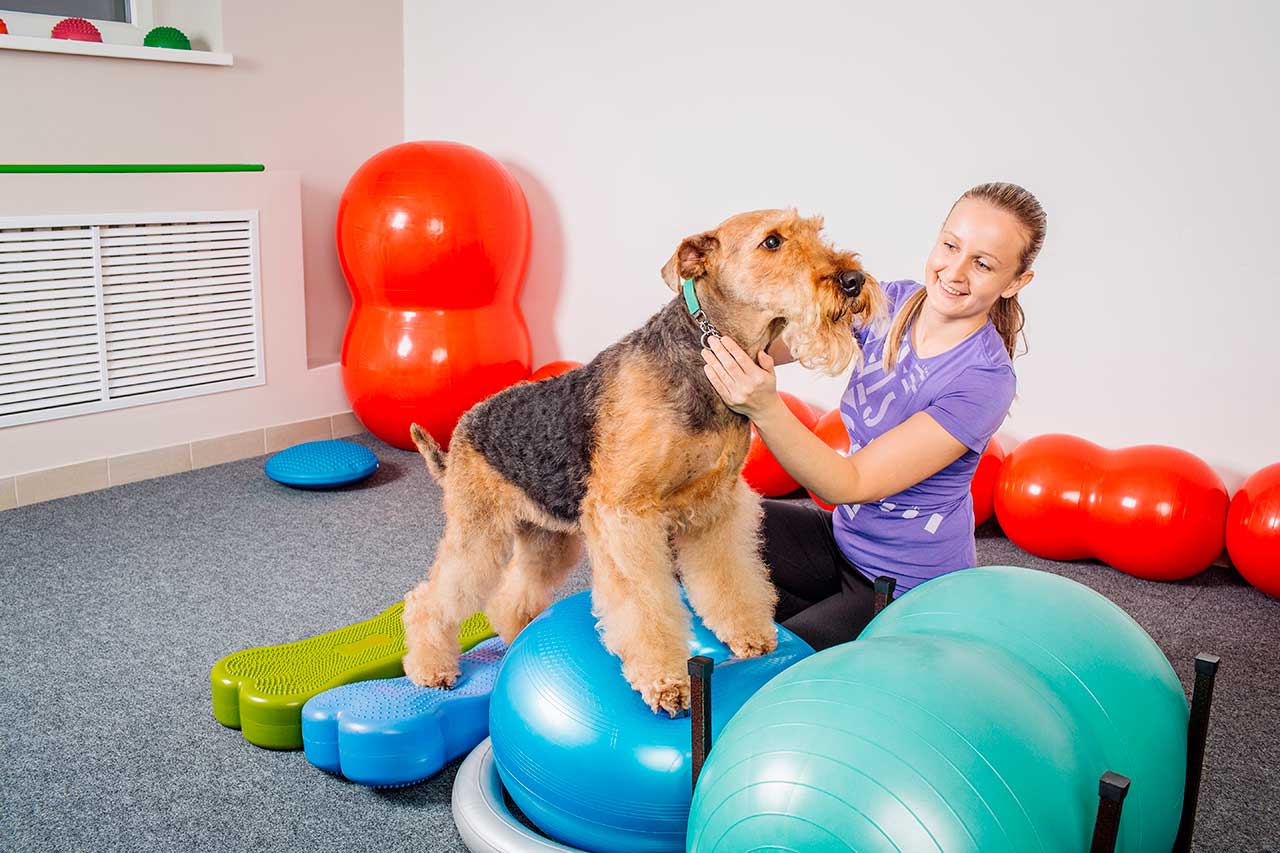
[264,439,378,489]
[489,590,813,853]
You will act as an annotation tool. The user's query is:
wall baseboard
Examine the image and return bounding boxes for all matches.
[1,412,367,511]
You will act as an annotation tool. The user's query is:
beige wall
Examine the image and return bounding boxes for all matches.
[0,170,352,478]
[0,0,404,367]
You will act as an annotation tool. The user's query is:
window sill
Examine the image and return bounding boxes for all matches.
[0,33,232,66]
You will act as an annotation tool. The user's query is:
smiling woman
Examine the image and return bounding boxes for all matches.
[886,183,1044,368]
[702,182,1047,650]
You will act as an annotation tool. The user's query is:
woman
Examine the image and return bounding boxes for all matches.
[702,182,1046,650]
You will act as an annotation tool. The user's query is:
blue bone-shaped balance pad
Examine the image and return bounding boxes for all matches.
[301,637,506,787]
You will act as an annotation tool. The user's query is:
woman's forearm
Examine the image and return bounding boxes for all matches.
[752,396,863,505]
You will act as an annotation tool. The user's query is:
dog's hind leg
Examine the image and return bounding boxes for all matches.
[583,506,692,716]
[486,523,582,644]
[675,479,779,659]
[402,446,515,689]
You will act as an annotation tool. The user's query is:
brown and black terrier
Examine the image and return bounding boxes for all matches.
[403,209,884,715]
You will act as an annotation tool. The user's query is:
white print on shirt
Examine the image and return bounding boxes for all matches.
[855,343,911,427]
[900,363,928,396]
[846,338,949,536]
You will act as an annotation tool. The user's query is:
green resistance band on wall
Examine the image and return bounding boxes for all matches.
[0,164,266,174]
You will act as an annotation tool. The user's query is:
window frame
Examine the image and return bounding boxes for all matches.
[0,1,154,44]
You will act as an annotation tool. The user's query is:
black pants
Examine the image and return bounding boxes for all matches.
[760,498,877,651]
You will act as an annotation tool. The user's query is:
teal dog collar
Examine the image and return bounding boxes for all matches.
[682,278,721,348]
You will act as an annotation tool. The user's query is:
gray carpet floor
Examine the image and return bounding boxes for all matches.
[0,432,1276,852]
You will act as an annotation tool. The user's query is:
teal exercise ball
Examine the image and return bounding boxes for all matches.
[686,566,1188,853]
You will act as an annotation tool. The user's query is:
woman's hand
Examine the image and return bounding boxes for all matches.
[701,335,782,420]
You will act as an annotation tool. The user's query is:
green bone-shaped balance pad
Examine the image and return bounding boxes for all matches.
[211,605,494,749]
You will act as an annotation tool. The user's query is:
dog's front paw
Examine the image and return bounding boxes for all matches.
[728,626,778,659]
[639,673,691,718]
[403,648,460,689]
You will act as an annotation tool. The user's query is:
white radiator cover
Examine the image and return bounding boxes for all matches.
[0,211,264,427]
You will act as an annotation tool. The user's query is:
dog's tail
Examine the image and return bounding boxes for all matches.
[409,423,447,482]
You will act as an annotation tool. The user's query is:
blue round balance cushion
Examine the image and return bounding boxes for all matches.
[264,439,378,489]
[488,589,814,853]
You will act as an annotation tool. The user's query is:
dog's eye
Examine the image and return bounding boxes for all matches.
[760,234,783,251]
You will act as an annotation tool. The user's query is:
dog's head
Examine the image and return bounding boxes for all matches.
[660,209,884,374]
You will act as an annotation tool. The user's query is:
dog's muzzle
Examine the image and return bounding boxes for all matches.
[838,269,865,298]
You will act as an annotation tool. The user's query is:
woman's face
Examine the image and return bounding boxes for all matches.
[924,198,1034,322]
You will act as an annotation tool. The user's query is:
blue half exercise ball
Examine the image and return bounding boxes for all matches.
[488,590,814,853]
[264,439,378,489]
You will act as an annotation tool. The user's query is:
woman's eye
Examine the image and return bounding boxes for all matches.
[944,242,957,251]
[976,259,991,271]
[760,234,783,250]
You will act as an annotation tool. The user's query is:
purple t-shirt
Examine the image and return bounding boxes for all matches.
[832,280,1016,592]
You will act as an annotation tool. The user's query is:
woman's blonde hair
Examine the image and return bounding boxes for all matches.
[883,182,1046,371]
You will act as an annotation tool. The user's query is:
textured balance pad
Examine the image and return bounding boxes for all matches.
[264,439,379,489]
[211,606,494,749]
[302,637,507,787]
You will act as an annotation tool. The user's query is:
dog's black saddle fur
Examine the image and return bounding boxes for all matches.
[462,299,744,522]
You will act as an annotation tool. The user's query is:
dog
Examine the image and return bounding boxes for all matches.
[402,209,883,715]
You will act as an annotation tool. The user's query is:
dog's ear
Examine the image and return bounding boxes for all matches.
[660,231,719,293]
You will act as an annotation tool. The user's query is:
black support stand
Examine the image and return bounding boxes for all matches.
[1090,771,1131,852]
[873,575,897,615]
[688,655,714,793]
[1173,653,1221,853]
[1087,651,1221,851]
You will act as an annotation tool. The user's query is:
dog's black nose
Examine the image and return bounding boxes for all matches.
[838,269,865,297]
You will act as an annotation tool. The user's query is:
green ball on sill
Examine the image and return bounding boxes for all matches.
[143,26,191,50]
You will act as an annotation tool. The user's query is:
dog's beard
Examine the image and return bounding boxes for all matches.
[782,310,859,375]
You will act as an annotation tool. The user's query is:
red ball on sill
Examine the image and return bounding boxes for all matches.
[51,17,104,42]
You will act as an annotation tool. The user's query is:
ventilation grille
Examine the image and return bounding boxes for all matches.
[0,212,263,427]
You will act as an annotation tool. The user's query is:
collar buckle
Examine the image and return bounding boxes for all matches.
[683,278,722,347]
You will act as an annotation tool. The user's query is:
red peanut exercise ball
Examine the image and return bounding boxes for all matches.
[807,408,851,510]
[742,392,820,497]
[1226,462,1280,598]
[994,434,1229,581]
[530,360,582,381]
[337,141,532,450]
[971,436,1006,527]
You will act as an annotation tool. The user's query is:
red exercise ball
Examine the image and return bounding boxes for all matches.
[530,360,582,381]
[1226,462,1280,598]
[994,434,1228,581]
[971,436,1006,527]
[807,408,851,510]
[742,392,820,497]
[337,141,532,450]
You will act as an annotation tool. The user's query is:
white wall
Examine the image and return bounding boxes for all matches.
[405,0,1279,487]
